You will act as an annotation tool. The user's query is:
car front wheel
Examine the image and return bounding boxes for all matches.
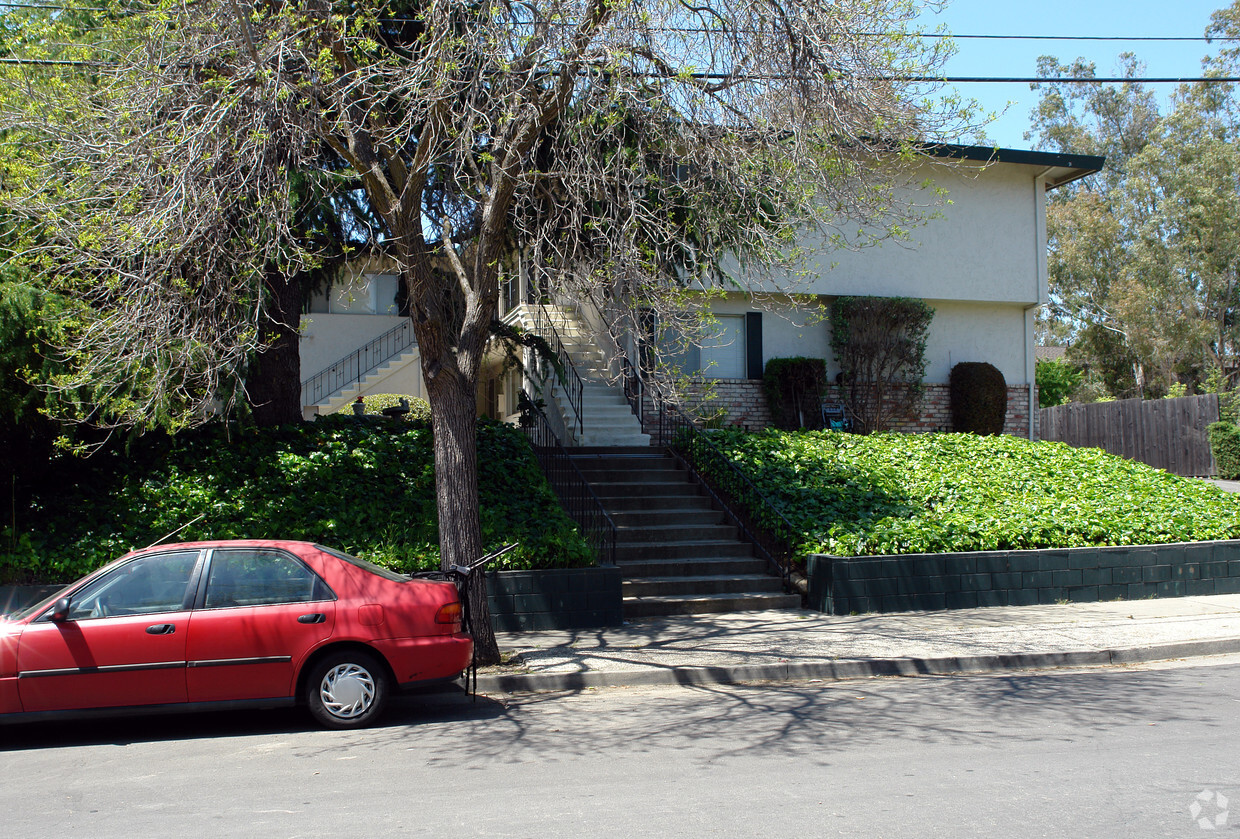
[305,651,390,729]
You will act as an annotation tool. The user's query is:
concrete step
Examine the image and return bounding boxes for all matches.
[571,446,662,456]
[575,404,640,420]
[578,431,652,447]
[614,523,738,543]
[623,591,803,618]
[577,467,691,485]
[614,541,756,561]
[596,494,714,513]
[565,443,799,619]
[623,574,785,597]
[577,397,632,412]
[615,556,768,577]
[570,452,675,467]
[315,348,420,414]
[607,508,724,528]
[590,480,700,498]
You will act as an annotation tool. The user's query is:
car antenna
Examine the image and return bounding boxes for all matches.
[142,513,207,550]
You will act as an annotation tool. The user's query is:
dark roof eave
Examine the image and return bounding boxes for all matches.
[920,142,1105,189]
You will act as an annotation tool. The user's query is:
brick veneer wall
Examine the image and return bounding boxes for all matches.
[873,384,1035,438]
[807,541,1240,615]
[641,379,1036,438]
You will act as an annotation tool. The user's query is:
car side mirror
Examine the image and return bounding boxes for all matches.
[49,597,72,622]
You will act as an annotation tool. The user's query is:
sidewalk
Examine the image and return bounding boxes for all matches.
[474,594,1240,693]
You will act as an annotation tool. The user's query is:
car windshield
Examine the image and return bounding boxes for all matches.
[315,545,412,583]
[4,583,72,622]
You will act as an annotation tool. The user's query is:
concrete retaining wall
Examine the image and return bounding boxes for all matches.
[807,541,1240,615]
[486,566,623,632]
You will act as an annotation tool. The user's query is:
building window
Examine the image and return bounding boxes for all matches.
[307,274,401,315]
[700,315,746,379]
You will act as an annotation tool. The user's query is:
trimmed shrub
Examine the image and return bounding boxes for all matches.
[1209,421,1240,480]
[829,296,933,433]
[336,393,431,422]
[950,362,1007,435]
[763,357,827,430]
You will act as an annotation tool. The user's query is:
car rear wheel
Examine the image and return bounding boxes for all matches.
[305,650,389,729]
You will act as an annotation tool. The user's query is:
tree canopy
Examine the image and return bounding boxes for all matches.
[1031,0,1240,401]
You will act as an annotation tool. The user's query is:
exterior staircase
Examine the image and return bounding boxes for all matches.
[571,447,801,618]
[530,306,651,447]
[311,347,420,415]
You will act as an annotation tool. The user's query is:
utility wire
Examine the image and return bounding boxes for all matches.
[1,3,1238,43]
[1,54,1236,85]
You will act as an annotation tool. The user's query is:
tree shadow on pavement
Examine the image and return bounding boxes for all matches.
[361,662,1237,770]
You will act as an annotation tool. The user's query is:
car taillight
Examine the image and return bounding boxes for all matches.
[434,601,462,625]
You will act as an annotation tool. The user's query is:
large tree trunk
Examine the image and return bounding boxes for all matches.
[247,271,305,427]
[424,360,501,665]
[409,233,502,665]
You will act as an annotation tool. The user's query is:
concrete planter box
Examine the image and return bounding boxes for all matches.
[486,566,623,632]
[808,540,1240,615]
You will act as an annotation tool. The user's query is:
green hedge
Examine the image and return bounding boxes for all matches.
[763,357,826,430]
[1,415,593,584]
[681,428,1240,557]
[1209,421,1240,480]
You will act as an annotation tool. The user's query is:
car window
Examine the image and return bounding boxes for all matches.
[204,550,332,608]
[315,544,410,582]
[66,551,199,620]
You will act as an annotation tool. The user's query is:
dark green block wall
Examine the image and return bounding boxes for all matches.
[807,541,1240,615]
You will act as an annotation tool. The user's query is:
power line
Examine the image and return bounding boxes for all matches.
[927,76,1240,84]
[1,4,1238,44]
[0,54,1235,85]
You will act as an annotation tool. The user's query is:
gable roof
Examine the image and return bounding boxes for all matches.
[923,142,1105,190]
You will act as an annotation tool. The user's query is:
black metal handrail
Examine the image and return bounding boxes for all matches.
[532,303,585,439]
[656,399,798,592]
[621,354,647,434]
[519,390,617,567]
[301,319,417,407]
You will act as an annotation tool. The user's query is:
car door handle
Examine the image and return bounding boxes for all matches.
[297,613,326,624]
[146,624,176,635]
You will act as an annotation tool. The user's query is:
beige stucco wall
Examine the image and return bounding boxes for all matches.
[692,157,1048,389]
[742,159,1046,306]
[299,313,408,378]
[920,300,1032,385]
[355,357,426,401]
[698,294,1034,387]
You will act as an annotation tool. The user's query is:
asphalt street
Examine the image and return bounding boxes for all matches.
[2,656,1238,838]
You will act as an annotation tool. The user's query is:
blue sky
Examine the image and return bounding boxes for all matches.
[920,0,1229,148]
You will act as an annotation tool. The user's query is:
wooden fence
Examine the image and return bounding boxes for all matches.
[1037,394,1220,477]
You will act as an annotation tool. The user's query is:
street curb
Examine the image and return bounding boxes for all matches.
[472,636,1240,694]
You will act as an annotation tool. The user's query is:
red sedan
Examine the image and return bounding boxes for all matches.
[0,540,472,729]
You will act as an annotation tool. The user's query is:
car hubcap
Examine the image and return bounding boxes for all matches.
[319,663,376,719]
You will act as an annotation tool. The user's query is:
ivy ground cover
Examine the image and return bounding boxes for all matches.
[686,428,1240,557]
[1,415,592,584]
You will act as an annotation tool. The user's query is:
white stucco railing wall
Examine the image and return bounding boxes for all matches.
[299,313,408,378]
